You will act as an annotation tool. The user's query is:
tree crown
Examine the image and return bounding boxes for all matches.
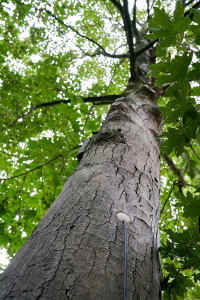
[1,0,200,298]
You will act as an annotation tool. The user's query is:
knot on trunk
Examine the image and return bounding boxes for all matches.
[142,104,163,124]
[108,101,132,122]
[93,130,126,145]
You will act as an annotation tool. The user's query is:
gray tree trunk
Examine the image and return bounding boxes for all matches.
[0,83,162,300]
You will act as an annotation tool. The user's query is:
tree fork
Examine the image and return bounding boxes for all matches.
[0,83,162,299]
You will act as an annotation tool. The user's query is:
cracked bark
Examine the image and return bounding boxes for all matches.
[0,82,162,300]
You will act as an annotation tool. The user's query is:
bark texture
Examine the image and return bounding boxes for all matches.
[0,83,162,299]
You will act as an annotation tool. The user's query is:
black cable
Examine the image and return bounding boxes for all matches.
[123,220,128,300]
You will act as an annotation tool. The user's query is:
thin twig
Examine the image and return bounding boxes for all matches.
[41,167,45,203]
[81,105,95,133]
[190,0,200,9]
[45,9,126,59]
[109,58,125,85]
[162,154,186,187]
[16,0,127,59]
[16,101,19,118]
[190,143,200,161]
[176,41,191,51]
[0,155,63,181]
[160,183,175,215]
[17,176,26,220]
[57,29,128,59]
[58,29,115,59]
[185,0,195,6]
[163,154,196,190]
[184,0,200,16]
[138,0,200,59]
[150,0,157,11]
[0,151,18,157]
[17,175,26,193]
[175,264,195,270]
[103,0,123,27]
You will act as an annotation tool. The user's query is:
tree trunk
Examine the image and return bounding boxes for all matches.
[0,83,162,300]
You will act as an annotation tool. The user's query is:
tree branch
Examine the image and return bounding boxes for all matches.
[45,9,127,59]
[132,0,140,37]
[160,183,175,215]
[109,0,124,16]
[75,47,128,59]
[185,0,195,6]
[175,264,195,270]
[109,58,125,85]
[184,0,200,16]
[150,0,157,11]
[136,0,200,59]
[0,155,63,181]
[0,151,18,157]
[135,38,159,58]
[16,1,127,59]
[0,144,82,181]
[163,155,196,189]
[190,143,200,161]
[2,94,120,130]
[122,0,136,80]
[85,94,120,105]
[162,154,187,188]
[17,175,26,193]
[146,0,150,21]
[41,168,45,202]
[103,0,123,27]
[81,105,95,133]
[58,28,128,59]
[190,0,200,8]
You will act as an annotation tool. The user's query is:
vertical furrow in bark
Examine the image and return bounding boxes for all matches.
[0,83,162,300]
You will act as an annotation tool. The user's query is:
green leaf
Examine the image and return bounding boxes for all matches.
[191,8,200,25]
[195,32,200,45]
[160,128,186,156]
[173,1,184,24]
[193,272,200,283]
[183,160,197,179]
[154,7,173,29]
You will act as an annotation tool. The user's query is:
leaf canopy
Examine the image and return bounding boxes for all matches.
[1,0,200,298]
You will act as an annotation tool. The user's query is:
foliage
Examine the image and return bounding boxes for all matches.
[0,0,200,298]
[148,1,200,298]
[0,0,120,257]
